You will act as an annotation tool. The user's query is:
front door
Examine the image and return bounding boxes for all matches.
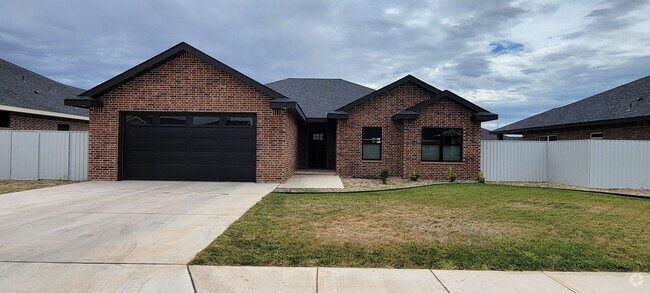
[308,131,327,169]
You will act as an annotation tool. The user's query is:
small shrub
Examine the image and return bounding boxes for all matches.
[409,170,421,181]
[447,166,457,182]
[477,171,485,183]
[378,169,389,184]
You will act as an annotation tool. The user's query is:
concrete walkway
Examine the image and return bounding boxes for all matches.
[2,264,647,292]
[187,266,649,293]
[278,169,344,189]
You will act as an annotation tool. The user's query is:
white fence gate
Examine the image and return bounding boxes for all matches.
[0,130,88,181]
[481,140,650,189]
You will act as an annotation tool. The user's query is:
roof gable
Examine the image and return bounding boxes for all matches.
[80,42,288,100]
[406,90,489,113]
[391,90,498,121]
[336,75,442,112]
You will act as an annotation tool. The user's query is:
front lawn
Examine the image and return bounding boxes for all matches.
[0,180,72,195]
[191,184,649,271]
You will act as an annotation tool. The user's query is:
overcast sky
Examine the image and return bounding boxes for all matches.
[1,0,649,129]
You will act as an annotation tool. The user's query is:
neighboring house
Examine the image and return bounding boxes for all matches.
[493,76,650,140]
[481,128,522,140]
[65,42,497,183]
[0,58,88,131]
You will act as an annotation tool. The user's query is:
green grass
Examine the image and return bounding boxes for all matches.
[191,184,650,271]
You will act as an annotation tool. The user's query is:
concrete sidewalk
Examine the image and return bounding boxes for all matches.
[0,264,646,292]
[188,266,648,293]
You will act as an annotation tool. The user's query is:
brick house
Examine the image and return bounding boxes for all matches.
[1,58,88,131]
[66,42,497,183]
[493,76,650,140]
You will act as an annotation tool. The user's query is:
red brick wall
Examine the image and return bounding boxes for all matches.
[336,82,431,178]
[402,98,481,180]
[336,82,481,180]
[521,121,650,140]
[89,52,297,182]
[8,112,88,131]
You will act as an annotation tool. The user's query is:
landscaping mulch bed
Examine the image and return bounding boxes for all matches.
[276,177,649,198]
[274,177,467,193]
[493,181,650,198]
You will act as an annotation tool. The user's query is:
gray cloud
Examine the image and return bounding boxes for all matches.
[0,0,648,129]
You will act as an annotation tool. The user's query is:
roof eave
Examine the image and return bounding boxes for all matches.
[492,115,650,134]
[472,112,498,122]
[269,100,307,122]
[391,111,419,120]
[64,97,104,109]
[327,111,349,119]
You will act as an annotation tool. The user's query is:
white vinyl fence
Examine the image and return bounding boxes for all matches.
[481,140,650,189]
[0,130,88,181]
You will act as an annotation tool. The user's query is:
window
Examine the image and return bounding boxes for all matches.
[159,115,187,125]
[590,132,603,140]
[125,114,153,125]
[312,133,324,141]
[362,127,382,160]
[539,135,557,141]
[226,116,254,126]
[57,124,70,131]
[422,128,463,162]
[0,111,9,127]
[192,116,220,126]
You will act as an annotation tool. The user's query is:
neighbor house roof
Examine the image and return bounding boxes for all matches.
[494,75,650,134]
[0,58,88,120]
[266,78,374,120]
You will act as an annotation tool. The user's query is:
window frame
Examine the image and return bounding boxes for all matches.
[0,111,9,128]
[421,128,463,162]
[362,127,382,160]
[590,132,603,140]
[57,124,70,131]
[539,135,558,141]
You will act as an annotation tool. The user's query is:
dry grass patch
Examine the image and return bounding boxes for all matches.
[192,184,650,271]
[0,180,72,195]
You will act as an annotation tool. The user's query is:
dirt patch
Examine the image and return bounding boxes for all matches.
[311,203,517,244]
[0,180,72,195]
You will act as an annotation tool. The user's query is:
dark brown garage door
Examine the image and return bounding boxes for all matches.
[120,112,256,181]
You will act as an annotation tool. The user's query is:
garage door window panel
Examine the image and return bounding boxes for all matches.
[192,116,221,126]
[126,114,153,126]
[226,116,254,127]
[159,115,187,126]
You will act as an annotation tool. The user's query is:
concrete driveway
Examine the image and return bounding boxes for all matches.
[0,181,276,292]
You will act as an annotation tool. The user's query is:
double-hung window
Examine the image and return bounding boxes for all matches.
[362,127,382,160]
[421,128,462,162]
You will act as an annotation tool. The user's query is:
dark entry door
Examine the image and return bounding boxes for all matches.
[121,112,256,181]
[308,131,327,169]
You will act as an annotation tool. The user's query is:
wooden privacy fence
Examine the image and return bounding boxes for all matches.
[0,130,88,181]
[481,140,650,189]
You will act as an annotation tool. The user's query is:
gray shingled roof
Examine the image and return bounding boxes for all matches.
[0,58,87,117]
[494,75,650,133]
[266,78,374,118]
